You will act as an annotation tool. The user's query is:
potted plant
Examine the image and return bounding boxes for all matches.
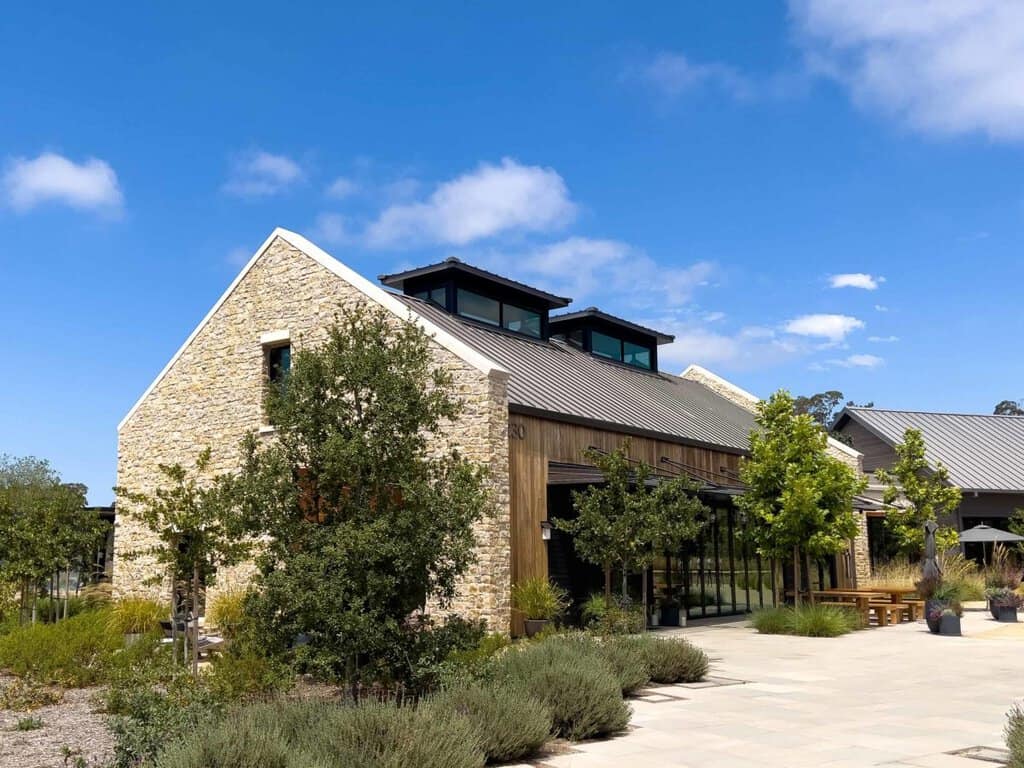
[109,598,166,646]
[916,575,942,634]
[659,586,682,628]
[987,588,1022,623]
[926,581,962,635]
[511,577,568,637]
[939,607,962,636]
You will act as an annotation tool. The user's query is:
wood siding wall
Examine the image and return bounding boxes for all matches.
[508,413,744,626]
[837,421,896,473]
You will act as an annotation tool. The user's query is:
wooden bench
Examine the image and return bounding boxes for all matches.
[869,602,909,626]
[902,598,924,621]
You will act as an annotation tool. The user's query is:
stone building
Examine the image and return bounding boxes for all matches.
[115,228,875,634]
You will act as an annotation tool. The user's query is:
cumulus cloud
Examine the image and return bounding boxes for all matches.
[365,158,576,247]
[310,212,349,245]
[3,152,123,213]
[658,324,800,372]
[874,304,889,312]
[790,0,1024,140]
[325,177,359,199]
[830,272,884,290]
[868,334,899,343]
[494,236,715,308]
[223,150,303,197]
[784,313,864,342]
[632,51,752,99]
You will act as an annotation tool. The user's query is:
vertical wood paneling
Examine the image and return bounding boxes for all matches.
[507,413,744,633]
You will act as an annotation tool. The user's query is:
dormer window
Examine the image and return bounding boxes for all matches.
[379,257,569,340]
[549,307,673,372]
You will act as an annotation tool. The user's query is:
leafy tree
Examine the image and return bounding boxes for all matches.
[736,391,866,604]
[0,456,103,624]
[554,442,706,605]
[874,428,962,558]
[115,449,252,675]
[994,399,1024,416]
[233,305,489,682]
[793,391,874,429]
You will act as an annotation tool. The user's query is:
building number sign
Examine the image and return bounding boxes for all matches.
[507,422,526,440]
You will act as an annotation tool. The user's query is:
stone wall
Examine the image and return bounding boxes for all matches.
[115,234,512,632]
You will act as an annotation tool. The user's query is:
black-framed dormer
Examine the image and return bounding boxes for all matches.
[379,257,571,339]
[548,307,674,373]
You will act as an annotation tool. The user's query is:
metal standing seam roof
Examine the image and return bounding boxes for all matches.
[396,295,757,453]
[838,407,1024,493]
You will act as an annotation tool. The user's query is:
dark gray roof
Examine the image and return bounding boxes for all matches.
[399,295,755,453]
[549,307,675,344]
[379,257,572,308]
[837,407,1024,492]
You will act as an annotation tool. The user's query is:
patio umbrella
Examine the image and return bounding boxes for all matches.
[958,524,1024,544]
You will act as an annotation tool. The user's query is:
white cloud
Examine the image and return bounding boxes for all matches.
[633,51,752,99]
[501,236,714,308]
[3,152,122,213]
[325,177,358,199]
[223,150,303,197]
[365,158,576,247]
[784,313,864,342]
[311,212,349,245]
[791,0,1024,140]
[829,353,884,368]
[830,272,884,290]
[658,324,801,372]
[868,334,899,343]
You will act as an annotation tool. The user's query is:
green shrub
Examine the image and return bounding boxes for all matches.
[0,609,123,686]
[581,593,608,627]
[494,638,630,740]
[205,648,293,703]
[511,578,568,621]
[79,581,113,609]
[438,632,511,687]
[206,589,247,639]
[109,598,166,635]
[588,637,650,695]
[0,677,63,711]
[750,605,859,638]
[593,604,646,635]
[1006,704,1024,768]
[32,596,89,623]
[109,673,225,768]
[373,615,488,693]
[425,681,551,763]
[750,607,793,635]
[616,636,708,683]
[154,701,485,768]
[15,716,43,731]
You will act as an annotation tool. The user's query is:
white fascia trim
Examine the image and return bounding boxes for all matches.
[680,364,760,410]
[118,227,507,432]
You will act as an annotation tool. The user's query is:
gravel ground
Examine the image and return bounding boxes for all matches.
[0,676,114,768]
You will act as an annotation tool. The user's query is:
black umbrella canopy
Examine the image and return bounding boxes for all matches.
[958,524,1024,544]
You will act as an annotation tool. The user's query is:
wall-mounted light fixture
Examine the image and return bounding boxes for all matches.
[540,520,553,541]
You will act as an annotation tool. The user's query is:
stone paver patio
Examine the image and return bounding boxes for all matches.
[525,605,1024,768]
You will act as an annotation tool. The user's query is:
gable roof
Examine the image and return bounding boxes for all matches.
[835,407,1024,492]
[397,295,756,452]
[118,229,507,432]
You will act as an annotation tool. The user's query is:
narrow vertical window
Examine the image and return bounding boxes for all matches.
[268,344,291,384]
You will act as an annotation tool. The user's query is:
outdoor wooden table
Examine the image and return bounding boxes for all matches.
[808,589,887,624]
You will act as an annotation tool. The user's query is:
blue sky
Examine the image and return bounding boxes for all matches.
[3,2,1024,503]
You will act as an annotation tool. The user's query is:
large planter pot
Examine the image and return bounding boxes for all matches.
[523,619,549,638]
[989,600,999,620]
[660,603,681,627]
[995,605,1019,623]
[925,600,943,634]
[939,614,962,636]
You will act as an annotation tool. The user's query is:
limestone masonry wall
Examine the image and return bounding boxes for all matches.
[116,236,512,632]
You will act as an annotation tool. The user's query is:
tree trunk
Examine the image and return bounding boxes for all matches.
[641,567,648,632]
[63,568,70,621]
[191,563,201,678]
[603,564,612,603]
[792,546,801,607]
[804,551,814,599]
[621,561,628,601]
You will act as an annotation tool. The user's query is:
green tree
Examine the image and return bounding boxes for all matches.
[874,428,962,557]
[736,391,866,604]
[0,456,102,624]
[234,305,489,682]
[994,399,1024,416]
[115,448,251,675]
[554,442,706,607]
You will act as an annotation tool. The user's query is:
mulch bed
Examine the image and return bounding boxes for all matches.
[0,675,113,768]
